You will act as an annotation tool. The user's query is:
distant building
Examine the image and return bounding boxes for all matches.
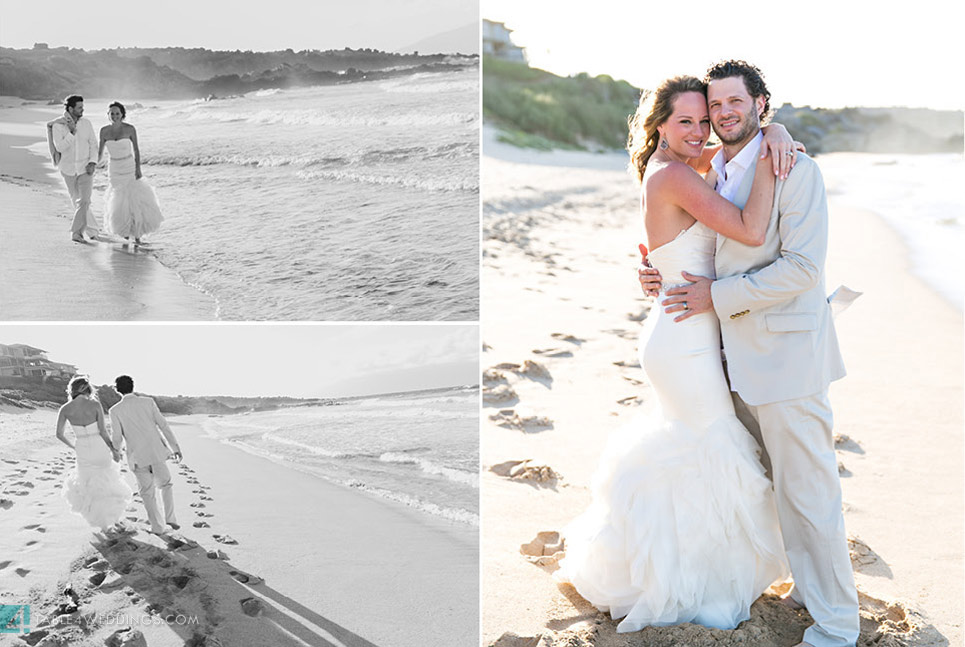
[483,20,527,63]
[0,344,77,379]
[33,43,49,50]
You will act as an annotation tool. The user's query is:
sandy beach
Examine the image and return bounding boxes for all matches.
[480,126,963,646]
[0,407,478,646]
[0,98,216,320]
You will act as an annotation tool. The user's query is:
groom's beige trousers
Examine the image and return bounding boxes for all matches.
[61,171,93,236]
[132,460,176,534]
[732,390,859,647]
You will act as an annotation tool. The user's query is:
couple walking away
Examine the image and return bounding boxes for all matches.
[56,375,183,536]
[46,94,163,245]
[554,60,859,647]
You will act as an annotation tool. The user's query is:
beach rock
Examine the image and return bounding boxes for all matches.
[239,597,265,617]
[104,627,147,647]
[213,534,238,545]
[206,550,229,560]
[89,571,108,586]
[20,629,50,646]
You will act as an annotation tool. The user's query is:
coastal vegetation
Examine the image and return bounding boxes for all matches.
[484,57,964,154]
[0,45,476,101]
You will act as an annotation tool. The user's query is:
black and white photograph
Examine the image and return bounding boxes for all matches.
[0,324,479,646]
[0,0,479,321]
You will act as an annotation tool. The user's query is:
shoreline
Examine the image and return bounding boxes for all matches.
[0,411,478,646]
[481,125,963,646]
[0,104,217,321]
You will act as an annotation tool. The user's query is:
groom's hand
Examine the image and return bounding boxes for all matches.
[662,271,713,322]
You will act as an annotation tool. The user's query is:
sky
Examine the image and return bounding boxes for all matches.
[0,0,478,52]
[483,0,965,111]
[0,324,479,399]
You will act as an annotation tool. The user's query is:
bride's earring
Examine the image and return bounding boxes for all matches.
[659,138,669,151]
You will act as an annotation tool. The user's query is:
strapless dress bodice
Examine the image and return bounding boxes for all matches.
[105,138,134,159]
[647,220,717,290]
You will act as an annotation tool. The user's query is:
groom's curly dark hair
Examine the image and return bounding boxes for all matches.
[114,375,134,394]
[705,60,771,123]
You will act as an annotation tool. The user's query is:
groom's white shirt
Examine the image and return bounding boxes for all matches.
[710,130,762,202]
[51,116,97,176]
[109,393,180,470]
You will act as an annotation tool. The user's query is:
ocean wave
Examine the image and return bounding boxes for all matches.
[157,106,477,128]
[143,141,474,169]
[343,480,479,526]
[261,432,374,459]
[296,168,478,193]
[379,452,479,488]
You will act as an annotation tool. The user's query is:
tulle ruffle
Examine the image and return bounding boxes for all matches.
[105,178,164,239]
[63,462,133,530]
[555,411,789,632]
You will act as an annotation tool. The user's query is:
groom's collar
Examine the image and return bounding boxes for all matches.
[120,393,136,400]
[711,130,763,182]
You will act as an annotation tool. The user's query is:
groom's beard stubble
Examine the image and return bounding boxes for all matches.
[713,107,761,147]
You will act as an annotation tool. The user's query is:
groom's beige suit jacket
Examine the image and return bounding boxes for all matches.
[109,393,180,471]
[711,152,846,406]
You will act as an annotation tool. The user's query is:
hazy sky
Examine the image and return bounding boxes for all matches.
[0,0,478,52]
[0,324,479,398]
[484,0,964,111]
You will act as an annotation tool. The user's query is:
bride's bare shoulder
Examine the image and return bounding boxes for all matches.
[644,160,702,195]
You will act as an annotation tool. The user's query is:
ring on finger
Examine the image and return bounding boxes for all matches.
[785,151,794,156]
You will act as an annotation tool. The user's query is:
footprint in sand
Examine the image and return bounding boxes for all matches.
[834,433,865,454]
[550,332,585,345]
[190,503,206,509]
[200,495,213,501]
[483,384,518,406]
[613,359,641,369]
[0,498,13,510]
[22,524,46,533]
[489,410,554,432]
[490,459,559,485]
[193,521,210,528]
[531,347,573,358]
[1,459,18,465]
[14,568,30,577]
[24,540,39,547]
[0,560,11,570]
[838,461,852,477]
[617,395,642,406]
[195,511,213,518]
[520,531,565,567]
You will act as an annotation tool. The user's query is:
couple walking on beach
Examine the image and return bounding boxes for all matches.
[554,60,859,647]
[46,94,163,245]
[56,375,183,536]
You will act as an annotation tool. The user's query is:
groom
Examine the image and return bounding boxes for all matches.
[109,375,183,535]
[46,94,97,242]
[641,60,859,647]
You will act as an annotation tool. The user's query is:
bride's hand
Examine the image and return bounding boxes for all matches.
[760,123,797,179]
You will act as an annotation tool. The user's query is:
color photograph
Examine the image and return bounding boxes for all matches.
[480,2,963,646]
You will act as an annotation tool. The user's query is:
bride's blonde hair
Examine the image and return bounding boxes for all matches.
[67,376,94,400]
[627,75,706,183]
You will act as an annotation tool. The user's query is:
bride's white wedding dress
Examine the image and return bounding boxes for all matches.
[555,220,789,632]
[104,138,164,239]
[62,422,132,530]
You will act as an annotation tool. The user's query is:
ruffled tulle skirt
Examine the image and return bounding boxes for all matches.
[63,438,133,530]
[105,178,164,239]
[555,411,789,632]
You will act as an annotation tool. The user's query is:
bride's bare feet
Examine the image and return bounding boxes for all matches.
[791,642,815,647]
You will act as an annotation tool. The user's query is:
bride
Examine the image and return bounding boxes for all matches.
[97,101,164,245]
[554,76,803,631]
[56,376,132,530]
